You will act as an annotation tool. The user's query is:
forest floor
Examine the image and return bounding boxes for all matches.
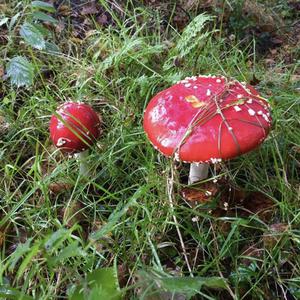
[0,0,299,299]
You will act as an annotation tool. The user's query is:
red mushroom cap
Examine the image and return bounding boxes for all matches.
[50,102,101,153]
[143,75,272,163]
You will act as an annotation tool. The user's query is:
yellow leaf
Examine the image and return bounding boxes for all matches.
[185,95,206,108]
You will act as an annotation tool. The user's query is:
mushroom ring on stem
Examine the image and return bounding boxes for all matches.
[143,75,272,184]
[49,102,101,176]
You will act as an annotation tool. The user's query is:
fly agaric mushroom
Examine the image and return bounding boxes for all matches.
[143,75,272,184]
[50,102,101,176]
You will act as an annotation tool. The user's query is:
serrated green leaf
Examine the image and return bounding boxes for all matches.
[31,1,55,12]
[70,267,121,300]
[6,56,34,87]
[20,22,45,50]
[16,240,41,280]
[8,238,33,271]
[32,11,58,24]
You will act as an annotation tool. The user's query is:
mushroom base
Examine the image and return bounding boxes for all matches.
[188,163,209,184]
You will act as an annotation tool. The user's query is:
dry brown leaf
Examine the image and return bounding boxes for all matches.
[81,1,99,15]
[263,223,289,249]
[96,14,109,27]
[58,5,72,16]
[240,245,264,266]
[61,200,84,228]
[181,182,219,205]
[0,231,5,247]
[242,192,274,222]
[49,182,73,194]
[242,0,284,33]
[117,263,129,288]
[180,0,215,10]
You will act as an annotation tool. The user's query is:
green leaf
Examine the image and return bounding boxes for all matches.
[6,56,35,87]
[20,22,45,50]
[70,267,121,300]
[49,241,85,265]
[32,11,58,24]
[44,228,69,252]
[139,270,227,299]
[8,238,33,271]
[16,240,41,280]
[160,276,227,293]
[31,1,55,12]
[0,285,34,300]
[44,41,61,54]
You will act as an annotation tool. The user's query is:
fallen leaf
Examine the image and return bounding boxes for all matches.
[81,1,99,15]
[240,245,264,266]
[61,200,84,228]
[263,223,289,249]
[49,182,73,194]
[0,229,5,247]
[117,263,129,288]
[96,13,109,26]
[242,192,274,222]
[54,21,65,34]
[181,182,219,205]
[58,5,72,16]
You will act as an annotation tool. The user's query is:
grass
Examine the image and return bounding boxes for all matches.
[0,0,300,299]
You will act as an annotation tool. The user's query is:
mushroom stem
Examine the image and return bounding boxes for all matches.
[188,163,209,184]
[74,150,90,177]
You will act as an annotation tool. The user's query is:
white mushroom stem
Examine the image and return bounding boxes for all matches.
[74,150,90,177]
[188,163,209,184]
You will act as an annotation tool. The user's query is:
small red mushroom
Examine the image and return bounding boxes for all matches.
[143,75,272,184]
[50,102,101,175]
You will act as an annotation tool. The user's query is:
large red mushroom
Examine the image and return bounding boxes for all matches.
[143,75,272,184]
[50,102,101,175]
